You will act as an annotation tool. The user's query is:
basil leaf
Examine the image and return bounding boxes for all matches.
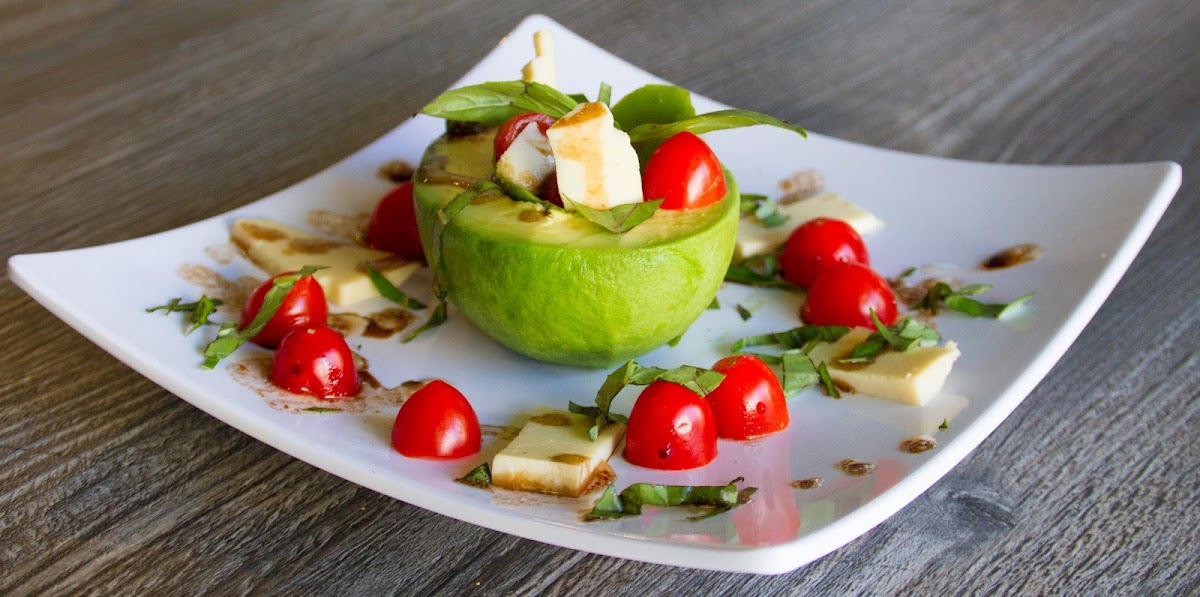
[656,365,725,397]
[492,173,553,207]
[597,81,612,106]
[421,81,580,124]
[817,362,841,398]
[420,81,527,124]
[303,407,342,413]
[916,281,1032,319]
[667,334,684,347]
[898,266,917,278]
[585,478,753,521]
[736,304,753,321]
[366,265,426,310]
[201,266,326,369]
[725,252,798,288]
[510,81,580,118]
[939,418,950,430]
[708,297,721,310]
[781,350,819,394]
[626,109,807,145]
[402,299,446,343]
[568,196,663,233]
[739,193,790,228]
[567,92,589,104]
[456,462,492,489]
[147,296,225,335]
[732,325,849,353]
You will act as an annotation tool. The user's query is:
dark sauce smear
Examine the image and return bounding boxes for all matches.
[445,120,491,138]
[836,458,877,476]
[791,477,823,490]
[980,243,1040,270]
[378,160,414,183]
[898,435,938,454]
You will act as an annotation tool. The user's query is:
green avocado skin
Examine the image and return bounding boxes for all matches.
[413,133,739,368]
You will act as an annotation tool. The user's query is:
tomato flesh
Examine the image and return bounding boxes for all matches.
[391,379,481,459]
[366,181,425,261]
[780,217,869,288]
[801,262,898,328]
[707,355,789,440]
[641,131,727,211]
[270,326,359,399]
[240,272,328,348]
[493,112,556,160]
[623,380,717,470]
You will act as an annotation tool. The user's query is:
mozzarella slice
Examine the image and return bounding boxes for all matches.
[491,409,625,497]
[735,193,884,259]
[806,327,960,406]
[496,122,554,193]
[521,30,557,88]
[231,219,419,306]
[546,102,643,210]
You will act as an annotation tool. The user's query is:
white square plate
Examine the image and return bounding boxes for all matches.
[8,15,1181,574]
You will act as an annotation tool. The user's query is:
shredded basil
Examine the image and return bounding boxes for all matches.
[781,350,819,393]
[584,477,755,522]
[837,315,941,365]
[420,80,579,124]
[739,193,790,228]
[708,297,721,310]
[597,81,612,106]
[724,251,797,289]
[626,109,807,145]
[731,324,850,353]
[736,304,753,321]
[817,361,840,398]
[200,265,327,369]
[916,281,1032,319]
[939,418,950,430]
[366,265,426,310]
[456,462,492,487]
[567,196,663,233]
[147,295,224,335]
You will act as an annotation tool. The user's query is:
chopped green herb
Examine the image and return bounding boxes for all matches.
[456,462,492,488]
[898,267,917,279]
[724,252,797,288]
[626,109,807,145]
[200,266,326,369]
[667,334,684,347]
[939,418,949,430]
[584,477,755,522]
[597,81,612,106]
[837,316,941,365]
[147,295,224,335]
[303,407,343,413]
[780,350,819,393]
[731,324,850,353]
[567,196,663,233]
[570,361,725,440]
[492,172,554,207]
[739,193,790,228]
[420,80,579,124]
[736,304,753,321]
[366,265,426,310]
[708,296,721,310]
[916,281,1032,319]
[402,300,447,343]
[817,361,840,398]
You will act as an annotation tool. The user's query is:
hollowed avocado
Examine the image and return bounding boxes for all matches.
[412,130,738,368]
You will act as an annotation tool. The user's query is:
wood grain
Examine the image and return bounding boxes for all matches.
[2,0,1197,593]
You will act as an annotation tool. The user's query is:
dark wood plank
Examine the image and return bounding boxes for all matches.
[2,0,1197,594]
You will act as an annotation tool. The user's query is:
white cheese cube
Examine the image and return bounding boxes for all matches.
[521,30,557,88]
[735,193,884,259]
[491,409,625,497]
[231,219,419,306]
[806,327,960,405]
[546,102,643,210]
[496,122,554,193]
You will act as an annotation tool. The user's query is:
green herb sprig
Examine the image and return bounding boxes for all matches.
[568,196,663,233]
[625,109,807,145]
[366,266,426,310]
[420,81,580,124]
[585,477,756,522]
[739,193,790,228]
[915,281,1032,319]
[724,251,798,289]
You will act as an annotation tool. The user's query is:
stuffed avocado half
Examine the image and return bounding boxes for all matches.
[413,130,739,368]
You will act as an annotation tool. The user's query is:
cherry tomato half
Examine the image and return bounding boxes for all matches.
[240,272,328,348]
[801,262,898,328]
[391,379,481,459]
[493,112,557,160]
[707,355,789,440]
[366,181,425,261]
[642,131,727,210]
[780,217,869,288]
[623,380,717,470]
[539,172,563,207]
[270,326,359,399]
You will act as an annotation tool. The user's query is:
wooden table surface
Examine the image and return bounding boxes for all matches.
[3,1,1197,593]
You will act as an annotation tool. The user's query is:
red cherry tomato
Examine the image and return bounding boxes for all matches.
[493,112,557,160]
[801,262,898,328]
[240,272,328,348]
[707,355,789,440]
[641,131,727,211]
[539,173,563,207]
[391,379,481,459]
[365,181,425,261]
[780,218,869,288]
[624,380,718,470]
[270,326,359,399]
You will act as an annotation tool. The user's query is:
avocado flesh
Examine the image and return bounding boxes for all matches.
[413,130,739,368]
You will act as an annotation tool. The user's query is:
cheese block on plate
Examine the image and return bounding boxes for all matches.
[807,327,960,405]
[231,219,419,306]
[735,192,884,259]
[491,409,624,497]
